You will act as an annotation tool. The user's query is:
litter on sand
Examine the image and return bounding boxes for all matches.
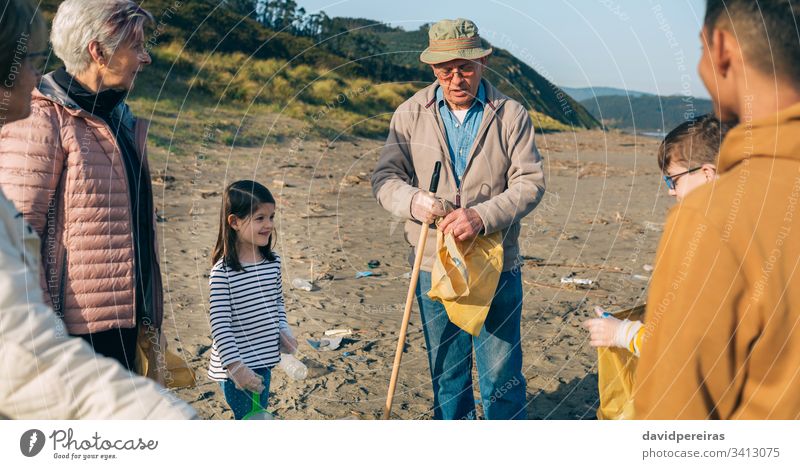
[355,271,375,279]
[367,260,380,268]
[324,329,353,337]
[306,336,343,351]
[342,352,367,362]
[560,277,594,287]
[291,278,314,291]
[278,353,308,380]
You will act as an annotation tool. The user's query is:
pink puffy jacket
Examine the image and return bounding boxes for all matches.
[0,74,163,335]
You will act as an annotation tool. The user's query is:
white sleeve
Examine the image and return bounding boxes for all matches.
[0,212,197,419]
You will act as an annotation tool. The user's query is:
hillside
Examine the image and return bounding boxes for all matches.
[378,25,600,130]
[562,86,653,102]
[36,0,599,147]
[580,94,714,132]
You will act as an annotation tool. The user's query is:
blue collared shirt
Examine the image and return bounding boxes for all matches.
[436,82,486,187]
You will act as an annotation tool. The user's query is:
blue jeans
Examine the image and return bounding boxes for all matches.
[220,367,271,420]
[416,269,526,420]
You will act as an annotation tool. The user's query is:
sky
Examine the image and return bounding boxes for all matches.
[296,0,710,98]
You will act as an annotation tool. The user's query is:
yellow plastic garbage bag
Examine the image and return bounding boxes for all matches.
[596,304,645,420]
[135,325,197,389]
[427,229,503,336]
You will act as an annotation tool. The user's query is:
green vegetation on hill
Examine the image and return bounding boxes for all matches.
[37,0,600,152]
[563,86,653,102]
[580,95,713,132]
[377,26,599,130]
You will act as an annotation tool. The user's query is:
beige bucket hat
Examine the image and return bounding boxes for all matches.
[419,18,493,65]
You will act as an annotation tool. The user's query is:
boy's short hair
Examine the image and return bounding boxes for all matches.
[704,0,800,81]
[657,114,729,172]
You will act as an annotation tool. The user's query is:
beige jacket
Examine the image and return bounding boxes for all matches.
[0,74,163,334]
[371,79,546,272]
[635,102,800,419]
[0,190,195,419]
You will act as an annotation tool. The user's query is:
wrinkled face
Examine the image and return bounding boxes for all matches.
[664,162,717,201]
[431,58,485,110]
[100,36,151,91]
[0,51,43,125]
[229,203,275,248]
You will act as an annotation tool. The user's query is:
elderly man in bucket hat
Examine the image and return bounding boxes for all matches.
[371,18,546,419]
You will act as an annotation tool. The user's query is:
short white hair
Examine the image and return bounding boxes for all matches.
[51,0,153,75]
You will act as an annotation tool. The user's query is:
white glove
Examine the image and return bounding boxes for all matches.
[411,191,447,224]
[226,361,265,393]
[582,306,643,351]
[279,328,298,354]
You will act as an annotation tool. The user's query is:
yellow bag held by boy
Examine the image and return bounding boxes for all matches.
[427,229,503,336]
[596,304,646,420]
[135,325,197,389]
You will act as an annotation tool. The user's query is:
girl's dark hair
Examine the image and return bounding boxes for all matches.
[0,0,47,88]
[657,114,730,172]
[211,180,276,272]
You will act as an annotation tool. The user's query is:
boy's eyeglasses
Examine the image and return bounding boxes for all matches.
[434,63,478,80]
[663,166,702,190]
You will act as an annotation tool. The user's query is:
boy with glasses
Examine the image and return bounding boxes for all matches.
[583,114,728,355]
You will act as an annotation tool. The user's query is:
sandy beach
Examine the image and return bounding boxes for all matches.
[151,122,670,420]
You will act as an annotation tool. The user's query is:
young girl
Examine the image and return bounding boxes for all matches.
[207,180,298,419]
[583,114,729,355]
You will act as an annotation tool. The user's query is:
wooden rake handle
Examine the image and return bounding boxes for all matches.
[383,162,442,420]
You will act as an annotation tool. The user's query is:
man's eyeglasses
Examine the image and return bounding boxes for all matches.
[663,166,702,190]
[434,63,478,80]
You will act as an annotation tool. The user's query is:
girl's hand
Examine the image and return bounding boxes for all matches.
[280,328,298,354]
[227,361,265,393]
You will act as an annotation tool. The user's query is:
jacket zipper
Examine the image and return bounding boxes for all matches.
[53,161,68,317]
[57,250,67,317]
[140,142,163,329]
[92,116,140,324]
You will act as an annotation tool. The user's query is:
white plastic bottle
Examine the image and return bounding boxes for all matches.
[291,278,313,291]
[278,353,307,380]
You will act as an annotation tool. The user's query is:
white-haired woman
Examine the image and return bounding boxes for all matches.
[0,0,195,419]
[0,0,162,375]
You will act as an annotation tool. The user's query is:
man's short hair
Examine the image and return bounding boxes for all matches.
[704,0,800,81]
[657,114,730,172]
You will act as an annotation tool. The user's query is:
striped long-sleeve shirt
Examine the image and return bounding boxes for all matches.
[207,256,288,381]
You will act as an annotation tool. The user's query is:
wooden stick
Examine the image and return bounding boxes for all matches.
[526,261,628,274]
[383,162,441,420]
[382,225,430,420]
